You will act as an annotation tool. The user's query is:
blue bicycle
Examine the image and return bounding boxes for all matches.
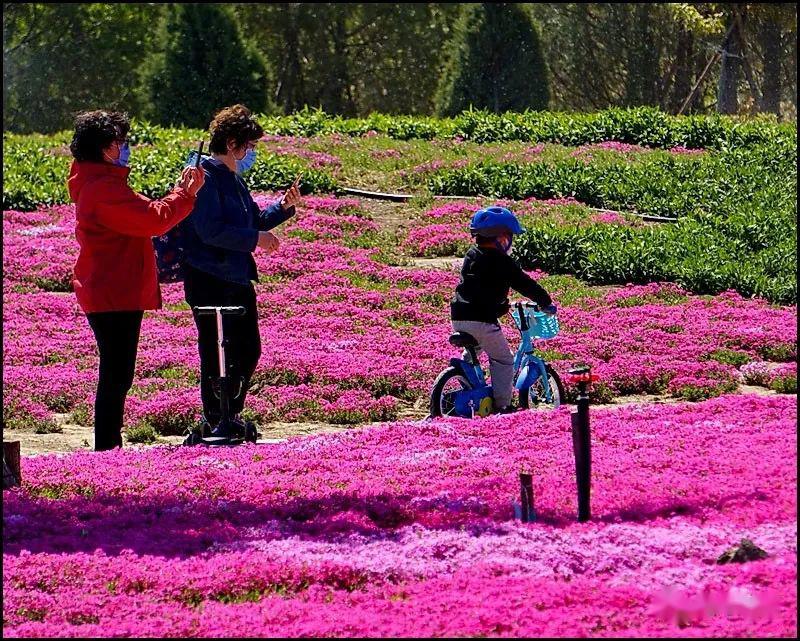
[430,301,564,418]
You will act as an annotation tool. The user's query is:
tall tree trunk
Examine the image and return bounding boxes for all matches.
[276,3,303,112]
[668,29,696,113]
[759,11,783,115]
[718,5,744,114]
[624,3,660,106]
[328,10,356,116]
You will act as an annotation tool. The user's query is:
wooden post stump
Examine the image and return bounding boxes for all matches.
[3,441,21,489]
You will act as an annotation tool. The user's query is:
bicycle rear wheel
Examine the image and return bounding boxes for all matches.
[430,367,472,417]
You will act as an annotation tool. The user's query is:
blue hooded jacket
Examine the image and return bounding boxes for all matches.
[181,157,294,285]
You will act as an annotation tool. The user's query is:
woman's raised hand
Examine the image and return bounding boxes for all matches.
[280,175,302,211]
[177,166,205,197]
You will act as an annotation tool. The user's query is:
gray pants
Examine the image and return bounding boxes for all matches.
[452,320,514,409]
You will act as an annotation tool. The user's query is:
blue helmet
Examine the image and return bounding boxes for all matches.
[469,206,525,238]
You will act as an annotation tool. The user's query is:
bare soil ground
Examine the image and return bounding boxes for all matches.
[4,386,783,456]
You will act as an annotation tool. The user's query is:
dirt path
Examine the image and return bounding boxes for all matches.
[4,386,784,457]
[360,199,417,235]
[4,404,429,456]
[409,257,461,270]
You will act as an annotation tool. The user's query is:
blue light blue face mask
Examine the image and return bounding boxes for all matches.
[236,148,257,174]
[494,236,513,254]
[112,142,130,167]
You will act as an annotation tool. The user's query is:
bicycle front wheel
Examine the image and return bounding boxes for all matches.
[518,365,564,410]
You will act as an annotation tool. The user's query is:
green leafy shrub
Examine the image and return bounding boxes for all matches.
[703,349,753,367]
[769,375,797,394]
[125,424,158,445]
[670,380,739,402]
[69,403,91,426]
[758,343,797,362]
[3,131,338,211]
[259,106,795,149]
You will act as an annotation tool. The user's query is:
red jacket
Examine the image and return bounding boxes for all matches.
[68,161,196,313]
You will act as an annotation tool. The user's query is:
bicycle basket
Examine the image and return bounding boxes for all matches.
[529,310,560,339]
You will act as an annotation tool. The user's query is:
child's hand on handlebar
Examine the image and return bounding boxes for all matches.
[541,304,558,316]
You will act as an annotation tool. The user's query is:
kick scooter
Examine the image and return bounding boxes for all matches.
[182,305,259,446]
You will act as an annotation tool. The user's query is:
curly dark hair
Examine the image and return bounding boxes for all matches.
[69,110,130,163]
[208,104,264,154]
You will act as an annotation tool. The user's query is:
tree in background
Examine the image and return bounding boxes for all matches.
[3,3,158,133]
[530,3,796,118]
[434,3,550,116]
[622,3,662,106]
[2,2,797,133]
[141,4,273,128]
[732,3,797,117]
[234,3,461,116]
[716,3,745,114]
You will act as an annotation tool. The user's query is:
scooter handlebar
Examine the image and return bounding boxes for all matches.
[194,306,246,316]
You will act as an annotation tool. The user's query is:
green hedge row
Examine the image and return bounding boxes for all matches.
[422,135,796,303]
[424,141,796,221]
[513,215,796,304]
[259,106,796,150]
[2,125,338,211]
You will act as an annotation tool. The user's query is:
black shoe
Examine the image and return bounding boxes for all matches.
[199,416,218,438]
[210,421,235,439]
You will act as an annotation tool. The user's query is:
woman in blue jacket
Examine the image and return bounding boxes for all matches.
[182,104,300,436]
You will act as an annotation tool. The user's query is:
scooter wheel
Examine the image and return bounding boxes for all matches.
[245,422,258,444]
[182,431,203,447]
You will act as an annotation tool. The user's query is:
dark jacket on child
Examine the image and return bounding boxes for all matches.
[450,245,552,324]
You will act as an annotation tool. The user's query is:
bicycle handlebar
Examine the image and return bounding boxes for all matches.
[515,301,529,331]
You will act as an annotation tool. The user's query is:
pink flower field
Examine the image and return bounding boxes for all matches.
[3,395,797,636]
[4,196,796,433]
[2,191,797,637]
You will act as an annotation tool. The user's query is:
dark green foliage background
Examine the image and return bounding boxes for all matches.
[141,4,273,129]
[435,3,550,116]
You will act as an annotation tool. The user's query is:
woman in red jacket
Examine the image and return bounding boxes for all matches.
[68,110,204,451]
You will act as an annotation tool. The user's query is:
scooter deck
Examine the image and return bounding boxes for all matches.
[198,436,246,447]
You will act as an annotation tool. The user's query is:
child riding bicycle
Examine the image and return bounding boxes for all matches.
[450,206,556,413]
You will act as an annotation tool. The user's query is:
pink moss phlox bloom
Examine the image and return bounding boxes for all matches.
[270,146,341,168]
[740,361,797,386]
[411,159,470,174]
[669,146,706,156]
[3,200,797,430]
[590,210,629,225]
[370,149,402,160]
[570,141,649,158]
[3,394,797,636]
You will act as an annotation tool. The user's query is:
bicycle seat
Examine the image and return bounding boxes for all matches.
[449,332,479,348]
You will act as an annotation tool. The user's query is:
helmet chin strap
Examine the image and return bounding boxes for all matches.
[493,238,512,253]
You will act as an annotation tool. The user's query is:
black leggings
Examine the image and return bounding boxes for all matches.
[183,264,261,424]
[86,310,143,451]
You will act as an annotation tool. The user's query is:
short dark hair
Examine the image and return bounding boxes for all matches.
[208,104,264,154]
[70,110,130,163]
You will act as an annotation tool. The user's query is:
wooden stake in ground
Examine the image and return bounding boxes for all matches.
[3,441,21,489]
